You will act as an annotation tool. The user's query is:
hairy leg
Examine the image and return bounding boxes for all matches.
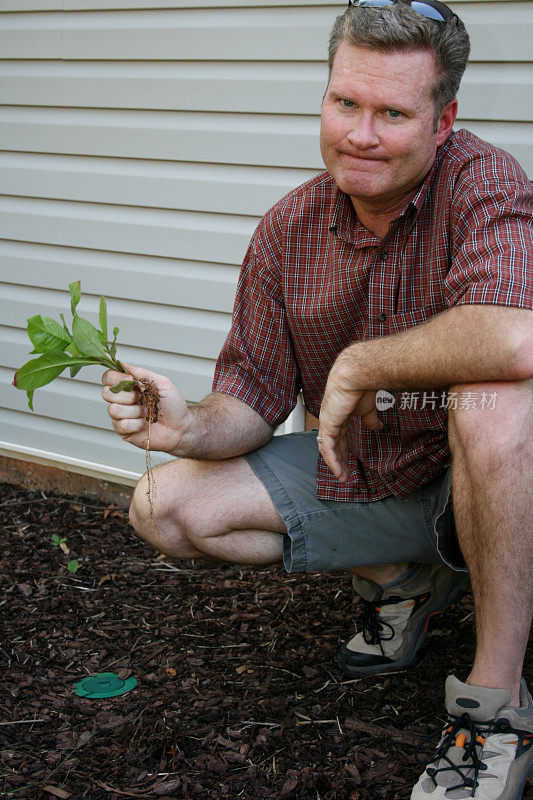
[129,456,286,565]
[449,379,533,705]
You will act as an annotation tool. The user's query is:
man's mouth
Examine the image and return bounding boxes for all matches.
[341,153,386,162]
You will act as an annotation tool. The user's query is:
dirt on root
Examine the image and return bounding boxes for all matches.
[1,481,532,800]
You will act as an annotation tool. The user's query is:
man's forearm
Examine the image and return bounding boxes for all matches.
[170,392,274,460]
[337,305,533,391]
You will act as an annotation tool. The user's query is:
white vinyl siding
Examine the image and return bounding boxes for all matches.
[1,1,532,483]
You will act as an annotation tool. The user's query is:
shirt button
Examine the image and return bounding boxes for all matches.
[368,488,376,495]
[377,312,387,322]
[380,251,388,260]
[389,476,397,483]
[381,423,390,433]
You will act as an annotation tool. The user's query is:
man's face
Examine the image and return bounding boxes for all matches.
[320,42,456,213]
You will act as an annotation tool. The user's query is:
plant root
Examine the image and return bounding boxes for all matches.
[137,379,162,536]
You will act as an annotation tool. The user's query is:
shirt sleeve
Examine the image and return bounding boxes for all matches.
[212,210,301,427]
[444,150,533,310]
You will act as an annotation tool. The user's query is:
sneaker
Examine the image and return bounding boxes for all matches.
[337,563,469,675]
[411,675,533,799]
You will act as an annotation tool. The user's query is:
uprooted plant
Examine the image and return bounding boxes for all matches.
[13,281,161,530]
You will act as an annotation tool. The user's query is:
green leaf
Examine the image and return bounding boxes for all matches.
[109,326,120,360]
[99,296,108,343]
[67,559,79,573]
[27,390,34,411]
[27,315,72,353]
[72,316,110,361]
[69,281,81,317]
[66,340,86,377]
[14,351,71,390]
[13,351,101,392]
[60,313,71,337]
[110,380,136,394]
[66,342,84,358]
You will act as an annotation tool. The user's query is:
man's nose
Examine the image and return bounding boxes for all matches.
[346,114,379,148]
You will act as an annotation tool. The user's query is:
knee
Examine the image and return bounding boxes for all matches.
[128,459,220,551]
[128,469,162,539]
[448,379,532,473]
[128,474,148,534]
[128,461,195,547]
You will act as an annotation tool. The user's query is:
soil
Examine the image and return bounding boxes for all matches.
[138,380,160,426]
[1,481,531,800]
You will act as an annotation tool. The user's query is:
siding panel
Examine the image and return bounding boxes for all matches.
[2,0,521,9]
[2,6,532,61]
[0,407,173,477]
[0,197,256,265]
[0,241,239,313]
[0,153,316,216]
[0,108,323,169]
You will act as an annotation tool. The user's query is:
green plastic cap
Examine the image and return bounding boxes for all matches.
[72,672,137,698]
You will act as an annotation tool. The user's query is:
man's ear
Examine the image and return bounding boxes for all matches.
[436,98,458,145]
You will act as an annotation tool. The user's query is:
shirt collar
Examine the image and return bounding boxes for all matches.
[408,140,447,214]
[328,184,381,247]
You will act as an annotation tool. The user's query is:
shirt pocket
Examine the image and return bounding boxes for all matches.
[380,304,435,335]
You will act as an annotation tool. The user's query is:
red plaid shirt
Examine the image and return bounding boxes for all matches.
[213,130,533,502]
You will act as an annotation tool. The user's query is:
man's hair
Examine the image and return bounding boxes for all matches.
[328,2,470,119]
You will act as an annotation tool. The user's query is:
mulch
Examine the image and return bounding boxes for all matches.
[1,481,531,800]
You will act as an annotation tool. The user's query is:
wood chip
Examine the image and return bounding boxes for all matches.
[344,717,423,745]
[43,787,71,799]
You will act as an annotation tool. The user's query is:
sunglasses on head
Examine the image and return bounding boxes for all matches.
[348,0,455,23]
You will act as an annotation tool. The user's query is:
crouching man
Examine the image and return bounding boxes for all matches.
[103,1,533,794]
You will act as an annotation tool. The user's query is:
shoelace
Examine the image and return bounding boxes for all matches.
[361,597,398,649]
[415,713,514,795]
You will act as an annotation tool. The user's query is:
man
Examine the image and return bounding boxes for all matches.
[102,0,533,795]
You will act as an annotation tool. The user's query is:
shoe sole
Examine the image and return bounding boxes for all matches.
[337,572,469,676]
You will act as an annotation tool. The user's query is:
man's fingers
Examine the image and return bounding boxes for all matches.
[113,417,146,436]
[102,363,154,386]
[108,402,147,437]
[361,408,384,430]
[102,368,132,387]
[108,403,146,421]
[102,385,139,404]
[317,431,350,483]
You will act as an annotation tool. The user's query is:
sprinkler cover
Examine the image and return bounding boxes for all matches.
[72,672,137,698]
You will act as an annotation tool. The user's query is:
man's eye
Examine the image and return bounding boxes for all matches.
[341,99,355,108]
[387,109,402,118]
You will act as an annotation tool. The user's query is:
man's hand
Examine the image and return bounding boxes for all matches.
[318,358,383,483]
[102,363,191,454]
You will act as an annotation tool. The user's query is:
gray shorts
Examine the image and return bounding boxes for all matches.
[244,431,466,574]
